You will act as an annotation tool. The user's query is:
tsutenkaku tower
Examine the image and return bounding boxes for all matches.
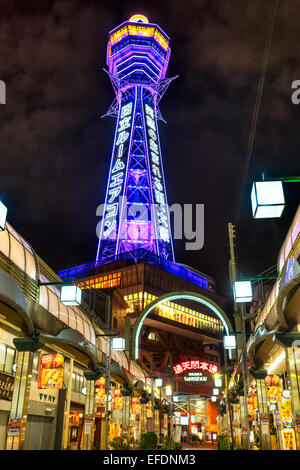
[96,14,175,264]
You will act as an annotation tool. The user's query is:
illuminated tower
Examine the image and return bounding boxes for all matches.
[96,14,175,264]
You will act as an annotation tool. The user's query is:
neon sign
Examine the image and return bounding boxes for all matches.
[144,102,171,243]
[100,98,134,242]
[173,360,218,376]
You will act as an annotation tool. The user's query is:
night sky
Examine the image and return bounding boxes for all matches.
[0,0,299,300]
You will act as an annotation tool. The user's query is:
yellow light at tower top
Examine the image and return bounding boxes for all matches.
[129,14,149,24]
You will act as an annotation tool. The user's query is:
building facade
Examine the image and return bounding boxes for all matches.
[227,205,300,450]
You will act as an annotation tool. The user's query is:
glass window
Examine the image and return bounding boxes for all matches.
[78,375,83,393]
[72,372,76,391]
[48,290,59,316]
[25,249,37,280]
[9,235,25,271]
[0,343,6,370]
[4,347,15,374]
[39,286,49,310]
[0,229,10,258]
[0,343,15,374]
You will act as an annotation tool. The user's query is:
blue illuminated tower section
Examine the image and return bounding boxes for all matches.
[96,14,175,264]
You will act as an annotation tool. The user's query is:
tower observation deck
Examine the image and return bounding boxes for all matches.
[96,14,175,265]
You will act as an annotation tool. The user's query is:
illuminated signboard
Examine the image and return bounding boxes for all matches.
[131,397,141,415]
[38,353,64,389]
[183,372,208,383]
[113,388,123,409]
[144,99,172,245]
[99,94,135,253]
[95,377,105,404]
[173,360,218,376]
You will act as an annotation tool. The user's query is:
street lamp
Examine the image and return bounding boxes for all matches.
[251,181,285,219]
[213,388,219,396]
[111,337,125,351]
[155,378,163,387]
[215,377,222,388]
[224,335,237,350]
[60,285,82,306]
[165,385,172,396]
[233,281,252,303]
[0,200,7,231]
[211,396,217,402]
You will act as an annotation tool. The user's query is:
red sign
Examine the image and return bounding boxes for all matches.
[38,353,64,389]
[173,360,218,375]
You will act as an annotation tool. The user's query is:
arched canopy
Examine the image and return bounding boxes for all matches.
[131,291,234,360]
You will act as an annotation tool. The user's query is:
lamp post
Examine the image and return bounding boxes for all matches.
[96,329,125,450]
[155,378,163,442]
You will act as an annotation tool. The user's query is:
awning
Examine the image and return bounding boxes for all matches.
[110,362,131,387]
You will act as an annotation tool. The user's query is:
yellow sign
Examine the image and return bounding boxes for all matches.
[281,430,297,450]
[38,354,64,389]
[95,377,105,404]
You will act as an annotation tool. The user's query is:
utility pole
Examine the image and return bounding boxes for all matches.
[150,352,154,432]
[228,223,250,450]
[224,348,234,449]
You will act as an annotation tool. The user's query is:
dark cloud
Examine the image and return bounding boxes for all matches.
[0,0,299,299]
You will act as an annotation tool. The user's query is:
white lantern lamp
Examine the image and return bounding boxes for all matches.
[233,280,252,303]
[215,378,222,388]
[155,378,163,387]
[60,285,82,306]
[224,335,237,350]
[112,337,125,351]
[251,181,285,219]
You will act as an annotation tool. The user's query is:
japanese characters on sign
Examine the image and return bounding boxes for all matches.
[95,377,105,404]
[183,372,208,383]
[173,360,218,376]
[144,102,171,243]
[131,396,141,415]
[0,373,14,400]
[102,100,134,241]
[113,388,123,409]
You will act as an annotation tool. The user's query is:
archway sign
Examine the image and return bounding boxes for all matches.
[131,291,234,360]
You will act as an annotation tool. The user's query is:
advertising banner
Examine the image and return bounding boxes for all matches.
[281,430,297,450]
[146,401,153,419]
[95,377,105,404]
[7,418,21,437]
[131,397,141,415]
[113,388,123,409]
[38,353,64,389]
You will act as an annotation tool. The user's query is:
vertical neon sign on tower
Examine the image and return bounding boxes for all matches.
[97,14,175,263]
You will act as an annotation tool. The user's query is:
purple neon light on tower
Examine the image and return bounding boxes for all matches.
[96,14,176,264]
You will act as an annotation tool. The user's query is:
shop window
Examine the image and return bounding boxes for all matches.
[72,372,76,391]
[72,372,84,393]
[75,375,82,393]
[148,332,159,342]
[0,343,15,374]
